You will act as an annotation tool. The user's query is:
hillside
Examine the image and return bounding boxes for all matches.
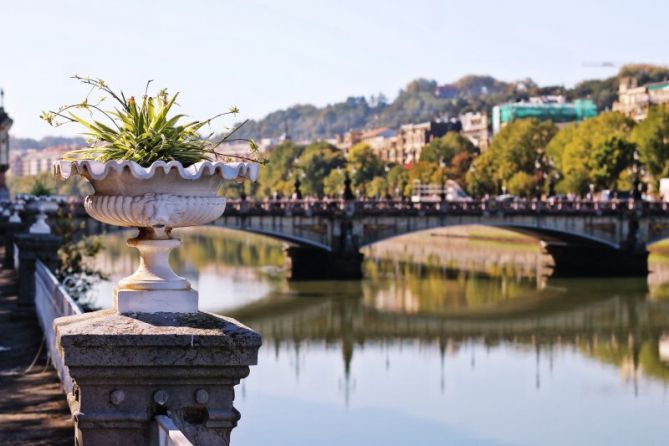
[11,64,669,147]
[233,64,669,142]
[10,135,85,150]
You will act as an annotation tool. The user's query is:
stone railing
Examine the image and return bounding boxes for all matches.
[34,259,82,394]
[31,256,196,446]
[156,415,195,446]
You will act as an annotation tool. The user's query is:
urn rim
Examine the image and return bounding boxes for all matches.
[53,159,259,183]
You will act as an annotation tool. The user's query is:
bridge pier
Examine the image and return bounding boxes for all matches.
[542,242,649,277]
[284,246,364,280]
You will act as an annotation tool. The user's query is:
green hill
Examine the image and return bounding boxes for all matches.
[233,64,669,141]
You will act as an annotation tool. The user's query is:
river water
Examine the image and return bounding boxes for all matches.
[88,227,669,446]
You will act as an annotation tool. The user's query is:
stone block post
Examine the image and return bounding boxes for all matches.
[55,316,260,446]
[55,310,261,446]
[0,221,28,269]
[14,233,63,307]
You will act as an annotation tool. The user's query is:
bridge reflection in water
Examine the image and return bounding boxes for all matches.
[88,227,669,446]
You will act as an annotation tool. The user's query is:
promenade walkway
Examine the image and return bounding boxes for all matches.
[0,253,72,445]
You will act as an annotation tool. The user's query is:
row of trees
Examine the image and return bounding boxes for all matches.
[13,103,668,200]
[468,105,669,197]
[233,131,477,199]
[236,104,669,200]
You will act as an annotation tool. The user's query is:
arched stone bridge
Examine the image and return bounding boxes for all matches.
[215,199,669,279]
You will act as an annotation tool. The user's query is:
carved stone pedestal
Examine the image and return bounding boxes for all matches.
[55,310,261,446]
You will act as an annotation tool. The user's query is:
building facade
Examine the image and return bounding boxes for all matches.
[8,146,74,177]
[613,77,669,121]
[391,120,462,165]
[492,96,598,135]
[459,112,490,151]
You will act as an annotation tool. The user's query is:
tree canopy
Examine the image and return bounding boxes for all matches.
[467,118,557,196]
[295,141,345,197]
[547,112,636,194]
[632,105,669,187]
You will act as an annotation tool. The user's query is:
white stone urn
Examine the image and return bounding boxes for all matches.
[54,160,258,313]
[29,197,60,234]
[8,199,24,223]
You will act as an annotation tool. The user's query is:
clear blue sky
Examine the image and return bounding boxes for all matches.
[2,0,667,138]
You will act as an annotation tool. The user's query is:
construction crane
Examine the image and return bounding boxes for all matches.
[581,61,619,68]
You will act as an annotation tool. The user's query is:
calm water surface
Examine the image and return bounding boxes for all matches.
[89,227,669,446]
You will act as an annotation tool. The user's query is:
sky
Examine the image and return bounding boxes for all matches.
[2,0,667,138]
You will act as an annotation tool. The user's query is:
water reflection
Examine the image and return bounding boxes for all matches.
[89,227,669,446]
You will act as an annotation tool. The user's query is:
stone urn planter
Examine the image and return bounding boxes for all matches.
[55,159,258,313]
[26,196,60,234]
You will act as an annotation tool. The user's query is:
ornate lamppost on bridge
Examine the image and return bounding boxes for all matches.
[439,160,447,203]
[632,149,643,201]
[293,175,303,200]
[343,169,355,201]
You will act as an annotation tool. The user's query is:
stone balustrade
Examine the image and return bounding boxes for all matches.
[10,222,258,446]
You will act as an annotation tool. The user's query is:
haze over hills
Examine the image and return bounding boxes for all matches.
[10,64,669,148]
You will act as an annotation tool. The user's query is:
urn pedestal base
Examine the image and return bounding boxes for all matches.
[114,288,199,314]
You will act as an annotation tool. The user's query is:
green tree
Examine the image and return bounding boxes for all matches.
[323,169,345,197]
[347,143,385,193]
[296,141,345,197]
[256,141,304,197]
[408,161,442,186]
[507,172,538,198]
[419,131,477,165]
[447,151,476,187]
[465,149,497,196]
[387,165,409,197]
[467,118,557,196]
[590,137,635,190]
[632,105,669,187]
[548,112,636,194]
[366,177,388,198]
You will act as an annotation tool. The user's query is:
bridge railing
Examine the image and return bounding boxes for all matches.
[61,196,669,221]
[220,197,669,216]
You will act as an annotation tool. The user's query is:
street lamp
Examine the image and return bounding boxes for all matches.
[0,90,13,200]
[632,150,642,201]
[292,175,302,200]
[343,169,355,201]
[439,160,447,202]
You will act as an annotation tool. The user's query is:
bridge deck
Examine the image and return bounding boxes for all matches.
[0,256,72,445]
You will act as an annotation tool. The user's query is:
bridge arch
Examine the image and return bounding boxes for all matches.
[359,223,621,251]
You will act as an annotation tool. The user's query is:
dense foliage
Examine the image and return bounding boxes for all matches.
[547,112,636,194]
[631,105,669,188]
[467,119,557,197]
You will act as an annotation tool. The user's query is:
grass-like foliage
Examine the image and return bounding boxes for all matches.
[41,76,264,167]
